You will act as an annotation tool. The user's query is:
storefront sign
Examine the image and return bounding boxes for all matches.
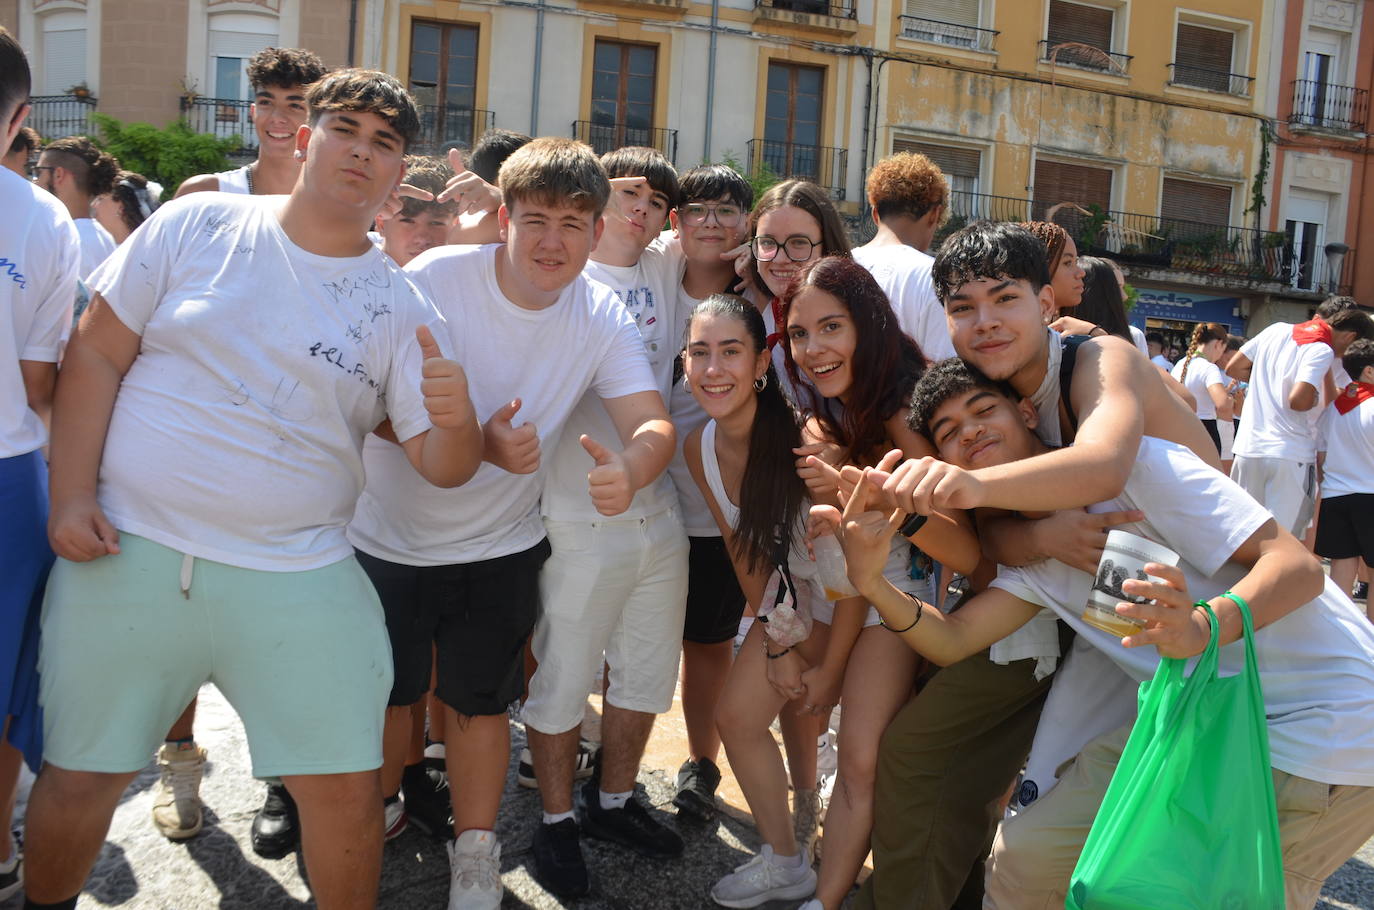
[1130,289,1243,333]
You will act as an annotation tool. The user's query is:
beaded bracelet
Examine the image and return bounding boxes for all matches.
[765,644,792,660]
[879,591,924,634]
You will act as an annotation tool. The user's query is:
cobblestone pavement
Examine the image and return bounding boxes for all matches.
[4,681,1372,909]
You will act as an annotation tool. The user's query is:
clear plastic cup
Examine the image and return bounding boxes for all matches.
[813,533,859,600]
[1083,530,1180,637]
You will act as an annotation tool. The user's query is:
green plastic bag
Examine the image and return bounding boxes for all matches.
[1066,599,1284,910]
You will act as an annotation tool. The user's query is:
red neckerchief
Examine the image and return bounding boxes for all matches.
[1335,381,1374,415]
[1291,318,1332,346]
[766,296,786,350]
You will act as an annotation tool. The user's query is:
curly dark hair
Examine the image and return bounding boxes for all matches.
[247,47,326,91]
[866,151,948,222]
[908,357,1019,442]
[783,255,927,465]
[932,221,1051,305]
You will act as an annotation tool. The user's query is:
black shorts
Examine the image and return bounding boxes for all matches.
[355,538,552,716]
[1314,494,1374,567]
[1200,418,1221,455]
[682,536,747,644]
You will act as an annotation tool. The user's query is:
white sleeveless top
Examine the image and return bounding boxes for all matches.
[214,166,252,194]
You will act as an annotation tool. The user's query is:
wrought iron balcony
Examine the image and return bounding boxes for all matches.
[181,97,255,159]
[931,191,1032,249]
[415,106,495,156]
[1289,79,1369,133]
[28,94,97,139]
[1168,63,1253,96]
[748,138,847,200]
[1038,40,1132,74]
[755,0,855,19]
[572,121,678,164]
[899,16,998,51]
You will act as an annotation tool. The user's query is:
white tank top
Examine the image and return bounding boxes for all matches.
[214,165,252,194]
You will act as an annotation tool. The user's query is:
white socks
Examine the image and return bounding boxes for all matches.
[599,789,632,811]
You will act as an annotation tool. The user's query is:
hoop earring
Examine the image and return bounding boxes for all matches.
[753,374,768,392]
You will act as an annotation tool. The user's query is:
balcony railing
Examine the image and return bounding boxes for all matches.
[572,120,678,164]
[1168,63,1253,96]
[1289,79,1369,133]
[415,106,495,156]
[181,97,255,159]
[28,94,97,139]
[931,190,1032,249]
[1039,40,1132,74]
[899,16,998,51]
[748,138,847,200]
[755,0,855,19]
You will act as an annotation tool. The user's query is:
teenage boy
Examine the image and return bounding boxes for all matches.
[852,151,956,361]
[176,46,326,197]
[33,136,118,280]
[836,357,1374,910]
[24,70,482,910]
[1225,307,1374,536]
[524,146,687,897]
[347,136,672,909]
[466,128,532,184]
[844,221,1219,910]
[0,28,80,900]
[664,164,753,820]
[1317,339,1374,617]
[1146,331,1171,370]
[376,155,459,266]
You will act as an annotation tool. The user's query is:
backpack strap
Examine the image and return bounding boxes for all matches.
[1059,334,1094,440]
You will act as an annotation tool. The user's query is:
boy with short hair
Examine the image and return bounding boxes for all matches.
[837,356,1374,910]
[346,136,673,909]
[33,136,118,280]
[176,46,327,197]
[524,146,688,897]
[1316,338,1374,617]
[25,69,482,910]
[376,155,459,267]
[852,151,956,361]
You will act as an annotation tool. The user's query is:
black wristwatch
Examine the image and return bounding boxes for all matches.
[898,512,929,538]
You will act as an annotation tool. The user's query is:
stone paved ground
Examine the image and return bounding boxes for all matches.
[4,680,1373,909]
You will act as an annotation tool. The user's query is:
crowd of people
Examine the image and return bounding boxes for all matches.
[4,28,1374,910]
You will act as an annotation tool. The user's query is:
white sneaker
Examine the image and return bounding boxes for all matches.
[151,743,207,840]
[383,796,408,841]
[710,844,816,908]
[447,829,502,910]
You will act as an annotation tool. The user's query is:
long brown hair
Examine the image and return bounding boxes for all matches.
[748,180,852,294]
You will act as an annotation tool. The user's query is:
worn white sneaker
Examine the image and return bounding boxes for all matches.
[710,844,816,908]
[151,743,207,840]
[447,829,502,910]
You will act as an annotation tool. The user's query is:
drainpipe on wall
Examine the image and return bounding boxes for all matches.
[703,0,719,161]
[347,0,358,66]
[531,0,546,136]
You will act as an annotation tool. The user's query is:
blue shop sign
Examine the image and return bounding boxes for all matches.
[1130,290,1242,333]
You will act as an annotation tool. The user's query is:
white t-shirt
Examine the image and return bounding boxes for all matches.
[1129,325,1148,355]
[541,238,685,522]
[667,285,720,536]
[1150,353,1173,371]
[991,436,1374,786]
[1319,395,1374,498]
[74,216,116,280]
[1171,354,1227,420]
[852,243,956,362]
[348,244,656,564]
[0,168,79,458]
[88,193,439,571]
[1234,322,1334,461]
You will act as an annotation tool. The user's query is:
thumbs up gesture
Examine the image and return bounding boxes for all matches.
[483,398,541,474]
[416,324,475,430]
[581,434,634,516]
[436,148,502,216]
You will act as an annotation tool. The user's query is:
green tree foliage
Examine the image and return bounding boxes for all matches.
[90,113,241,199]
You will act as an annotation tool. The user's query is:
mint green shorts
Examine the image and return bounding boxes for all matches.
[39,533,392,778]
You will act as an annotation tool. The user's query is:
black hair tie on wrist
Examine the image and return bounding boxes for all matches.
[899,512,929,538]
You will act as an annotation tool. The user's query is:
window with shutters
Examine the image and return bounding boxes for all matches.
[1032,159,1114,226]
[900,0,995,51]
[892,139,981,196]
[1042,0,1127,72]
[1160,178,1232,228]
[40,9,87,95]
[762,63,825,181]
[1172,20,1249,94]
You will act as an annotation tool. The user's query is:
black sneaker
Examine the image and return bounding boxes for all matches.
[518,740,599,789]
[673,757,722,822]
[1354,581,1369,602]
[402,762,453,839]
[579,777,683,858]
[250,783,300,859]
[532,818,590,898]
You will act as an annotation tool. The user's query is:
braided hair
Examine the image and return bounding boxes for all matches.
[1180,322,1229,383]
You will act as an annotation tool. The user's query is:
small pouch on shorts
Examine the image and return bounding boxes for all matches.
[758,528,813,648]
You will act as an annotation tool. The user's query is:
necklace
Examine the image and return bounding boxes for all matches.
[245,163,255,194]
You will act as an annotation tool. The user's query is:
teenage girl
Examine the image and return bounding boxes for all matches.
[1171,322,1234,455]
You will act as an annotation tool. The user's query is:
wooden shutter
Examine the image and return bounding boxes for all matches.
[1047,0,1114,53]
[1176,23,1233,72]
[1161,178,1231,226]
[906,0,980,26]
[1033,159,1113,215]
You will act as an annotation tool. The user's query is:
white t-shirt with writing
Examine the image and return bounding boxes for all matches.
[1,168,79,458]
[75,216,116,281]
[1234,322,1333,461]
[852,243,956,362]
[349,244,657,564]
[1171,354,1227,420]
[542,238,685,522]
[89,193,439,571]
[1319,396,1374,499]
[992,436,1374,786]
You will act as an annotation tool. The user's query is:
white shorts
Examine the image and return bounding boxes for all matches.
[1230,454,1317,537]
[524,508,690,735]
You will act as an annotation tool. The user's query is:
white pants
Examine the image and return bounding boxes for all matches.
[1231,454,1316,537]
[524,508,689,735]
